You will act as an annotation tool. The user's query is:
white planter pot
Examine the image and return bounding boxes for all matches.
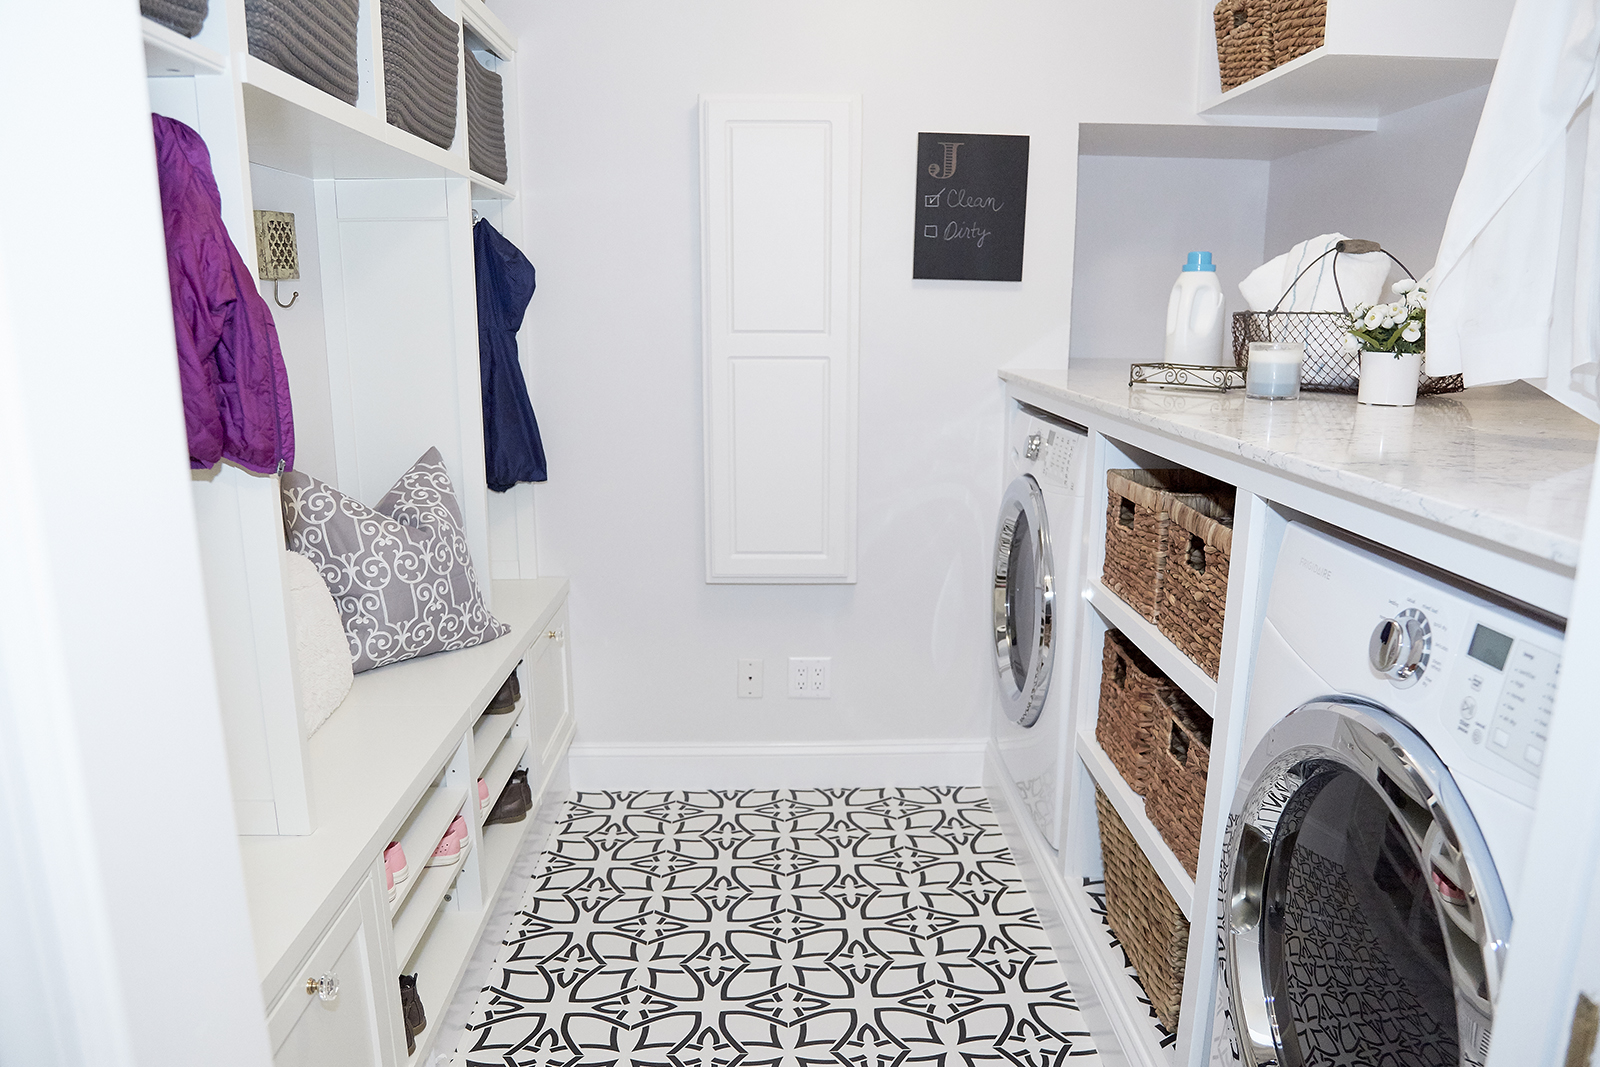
[1357,348,1421,407]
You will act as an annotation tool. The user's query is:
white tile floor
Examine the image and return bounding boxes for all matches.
[441,788,1104,1067]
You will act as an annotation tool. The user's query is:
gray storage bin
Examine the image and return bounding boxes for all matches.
[382,0,460,150]
[465,49,507,183]
[142,0,209,38]
[244,0,360,105]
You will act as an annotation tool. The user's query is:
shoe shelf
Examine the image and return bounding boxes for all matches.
[1086,577,1217,716]
[390,785,468,918]
[408,904,497,1062]
[481,734,531,824]
[393,841,471,968]
[1077,740,1196,914]
[471,698,524,780]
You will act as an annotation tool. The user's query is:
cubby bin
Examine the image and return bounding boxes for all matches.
[1143,689,1213,878]
[1096,786,1189,1034]
[381,0,461,149]
[464,44,508,183]
[1103,467,1216,621]
[244,0,361,104]
[1096,629,1177,795]
[1157,490,1236,680]
[142,0,209,38]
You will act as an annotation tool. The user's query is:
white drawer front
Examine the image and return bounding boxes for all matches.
[268,883,389,1067]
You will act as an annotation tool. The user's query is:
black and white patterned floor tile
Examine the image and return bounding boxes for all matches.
[1082,880,1176,1050]
[452,789,1102,1067]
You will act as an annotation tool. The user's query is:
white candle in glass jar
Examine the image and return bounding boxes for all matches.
[1246,342,1303,400]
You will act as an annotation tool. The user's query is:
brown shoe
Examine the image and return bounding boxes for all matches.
[485,667,521,714]
[398,973,425,1054]
[485,769,531,825]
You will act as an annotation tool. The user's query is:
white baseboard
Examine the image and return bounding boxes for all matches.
[567,738,987,791]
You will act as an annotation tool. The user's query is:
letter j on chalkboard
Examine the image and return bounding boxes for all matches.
[913,132,1029,282]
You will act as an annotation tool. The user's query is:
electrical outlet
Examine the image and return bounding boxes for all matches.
[738,658,763,698]
[788,657,830,699]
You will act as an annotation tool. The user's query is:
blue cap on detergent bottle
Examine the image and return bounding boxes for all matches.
[1183,251,1216,272]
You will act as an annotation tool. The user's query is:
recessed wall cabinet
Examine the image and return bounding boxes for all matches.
[995,365,1595,1067]
[143,2,561,1063]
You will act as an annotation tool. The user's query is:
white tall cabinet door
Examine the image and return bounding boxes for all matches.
[701,96,860,583]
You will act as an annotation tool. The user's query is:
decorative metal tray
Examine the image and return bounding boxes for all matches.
[1129,362,1246,391]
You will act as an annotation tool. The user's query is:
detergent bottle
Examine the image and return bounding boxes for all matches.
[1164,251,1227,365]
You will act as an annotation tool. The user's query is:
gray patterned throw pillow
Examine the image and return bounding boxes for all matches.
[281,448,509,673]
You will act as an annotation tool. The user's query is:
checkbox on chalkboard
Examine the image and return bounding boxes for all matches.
[924,193,940,208]
[923,225,938,238]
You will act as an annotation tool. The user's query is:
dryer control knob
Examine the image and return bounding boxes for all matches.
[1370,615,1427,685]
[1025,433,1043,460]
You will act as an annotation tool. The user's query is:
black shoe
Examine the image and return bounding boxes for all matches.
[485,666,521,714]
[398,973,426,1054]
[485,769,531,825]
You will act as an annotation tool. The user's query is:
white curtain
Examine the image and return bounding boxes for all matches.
[1427,0,1600,410]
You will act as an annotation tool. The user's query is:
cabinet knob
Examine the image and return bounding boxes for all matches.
[306,973,340,1002]
[546,628,564,642]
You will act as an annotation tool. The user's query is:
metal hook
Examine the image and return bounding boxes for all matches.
[273,278,299,309]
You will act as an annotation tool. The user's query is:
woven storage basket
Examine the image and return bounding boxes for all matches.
[1157,491,1235,680]
[1145,689,1213,878]
[1096,630,1174,796]
[382,0,460,150]
[1104,468,1216,621]
[1097,786,1188,1032]
[1273,0,1327,65]
[245,0,360,104]
[465,50,508,183]
[1213,0,1275,92]
[142,0,208,37]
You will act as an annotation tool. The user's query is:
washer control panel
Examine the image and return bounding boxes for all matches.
[1441,618,1560,781]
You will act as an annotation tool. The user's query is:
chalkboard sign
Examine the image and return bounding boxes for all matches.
[913,132,1030,282]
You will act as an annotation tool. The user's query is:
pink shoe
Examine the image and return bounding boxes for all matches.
[384,840,408,885]
[427,815,468,868]
[449,814,470,857]
[478,778,490,815]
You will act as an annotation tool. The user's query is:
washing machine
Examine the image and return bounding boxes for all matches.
[991,402,1090,851]
[1216,522,1563,1067]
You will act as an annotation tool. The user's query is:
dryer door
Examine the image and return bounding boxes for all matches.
[993,475,1055,727]
[1222,700,1510,1067]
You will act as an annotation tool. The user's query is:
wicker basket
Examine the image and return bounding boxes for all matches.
[1097,786,1188,1032]
[1145,689,1213,877]
[1104,468,1216,622]
[1157,491,1235,679]
[381,0,460,150]
[1096,630,1174,796]
[465,49,509,183]
[1273,0,1327,65]
[1214,0,1275,92]
[244,0,360,104]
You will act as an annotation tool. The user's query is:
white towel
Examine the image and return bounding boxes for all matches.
[1238,233,1393,313]
[284,549,354,738]
[1427,0,1600,389]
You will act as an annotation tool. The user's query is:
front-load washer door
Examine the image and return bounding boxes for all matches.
[993,475,1054,727]
[1222,700,1510,1067]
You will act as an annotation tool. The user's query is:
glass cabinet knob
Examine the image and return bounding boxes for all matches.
[306,973,340,1002]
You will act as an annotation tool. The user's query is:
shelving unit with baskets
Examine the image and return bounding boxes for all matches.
[142,3,558,1065]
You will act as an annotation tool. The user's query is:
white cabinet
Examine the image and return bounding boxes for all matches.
[267,872,402,1067]
[528,604,572,779]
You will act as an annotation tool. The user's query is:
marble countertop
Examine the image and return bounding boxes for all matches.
[1001,362,1598,570]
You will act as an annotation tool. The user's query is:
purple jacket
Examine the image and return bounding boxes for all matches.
[153,115,294,473]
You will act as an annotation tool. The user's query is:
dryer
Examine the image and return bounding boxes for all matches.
[992,402,1090,851]
[1216,522,1563,1067]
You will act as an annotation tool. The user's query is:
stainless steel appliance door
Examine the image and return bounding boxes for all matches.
[992,474,1055,727]
[1222,701,1509,1067]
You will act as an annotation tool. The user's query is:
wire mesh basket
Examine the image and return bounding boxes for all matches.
[1231,240,1463,396]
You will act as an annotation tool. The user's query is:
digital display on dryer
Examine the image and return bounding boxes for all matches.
[1468,624,1513,671]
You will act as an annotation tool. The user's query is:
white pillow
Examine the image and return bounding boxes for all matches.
[283,549,354,737]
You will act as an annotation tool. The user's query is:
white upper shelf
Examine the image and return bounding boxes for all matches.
[142,17,224,77]
[1195,0,1512,124]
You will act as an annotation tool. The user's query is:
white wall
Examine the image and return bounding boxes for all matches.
[496,0,1201,761]
[1071,155,1270,362]
[1265,86,1489,286]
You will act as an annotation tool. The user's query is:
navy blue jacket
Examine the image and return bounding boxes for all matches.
[475,219,547,490]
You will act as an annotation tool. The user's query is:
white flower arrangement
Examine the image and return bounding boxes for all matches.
[1343,278,1427,357]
